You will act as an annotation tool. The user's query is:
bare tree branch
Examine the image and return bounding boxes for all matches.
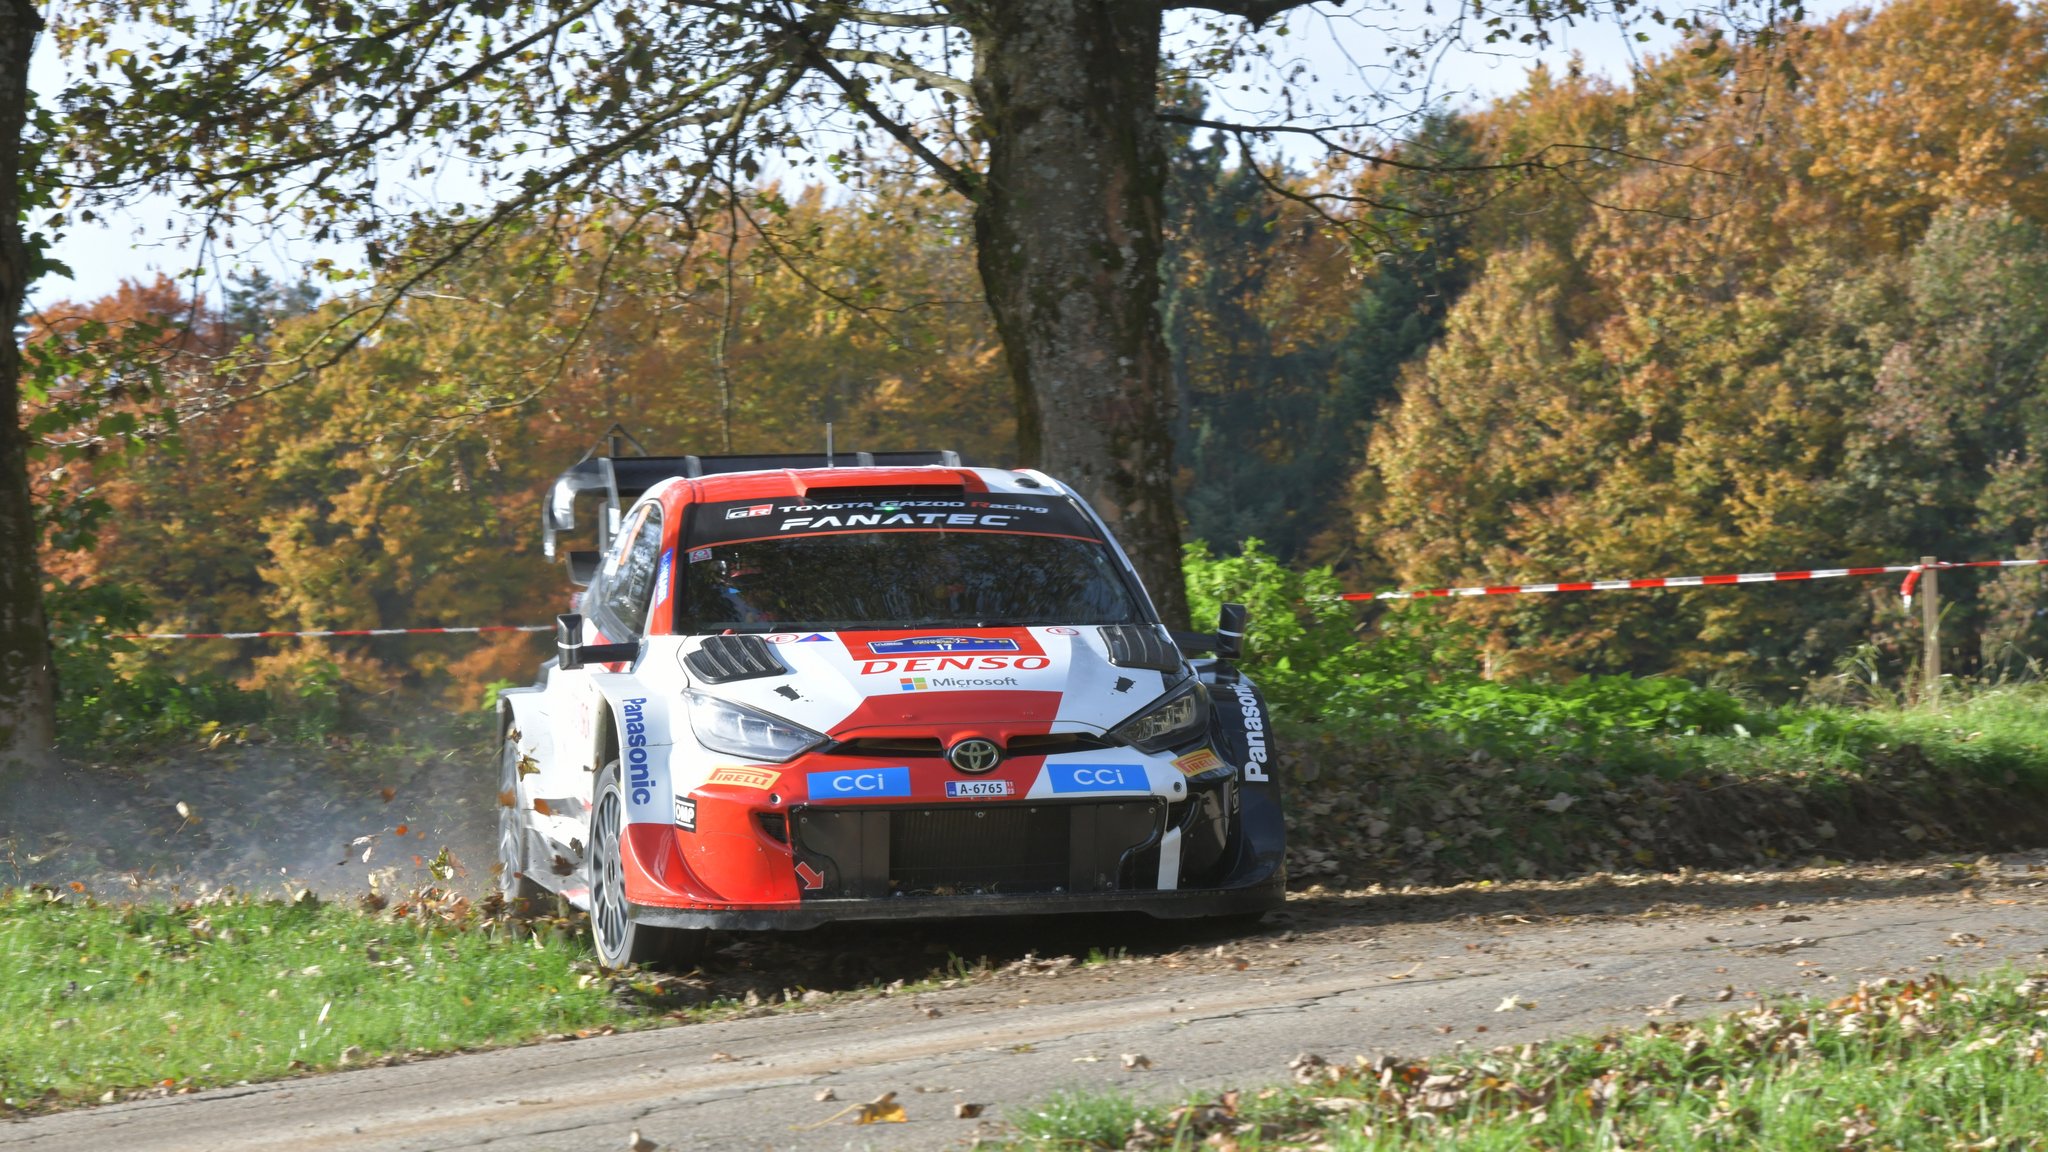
[814,46,972,98]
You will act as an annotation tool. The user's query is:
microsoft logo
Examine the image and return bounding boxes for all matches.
[898,677,928,692]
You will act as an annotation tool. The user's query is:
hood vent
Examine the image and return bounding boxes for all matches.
[685,635,787,683]
[1099,625,1182,674]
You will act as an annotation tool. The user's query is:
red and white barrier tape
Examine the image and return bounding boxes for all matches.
[1341,558,2048,609]
[116,625,552,640]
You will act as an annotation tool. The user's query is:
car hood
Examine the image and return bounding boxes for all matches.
[679,626,1182,744]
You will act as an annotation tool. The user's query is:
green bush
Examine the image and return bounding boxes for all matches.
[45,578,270,749]
[1182,541,1764,757]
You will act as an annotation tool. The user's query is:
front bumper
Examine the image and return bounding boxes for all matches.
[630,860,1285,930]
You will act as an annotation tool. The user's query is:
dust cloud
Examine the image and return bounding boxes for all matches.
[0,712,501,902]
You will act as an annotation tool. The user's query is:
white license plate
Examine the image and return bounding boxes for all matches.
[945,780,1013,799]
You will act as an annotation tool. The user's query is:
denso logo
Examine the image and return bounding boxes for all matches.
[859,655,1051,675]
[623,696,655,803]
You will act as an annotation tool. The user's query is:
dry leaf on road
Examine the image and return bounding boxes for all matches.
[955,1102,985,1119]
[1495,995,1537,1012]
[1122,1053,1153,1070]
[856,1092,906,1125]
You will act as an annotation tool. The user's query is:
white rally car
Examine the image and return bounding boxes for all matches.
[496,445,1285,966]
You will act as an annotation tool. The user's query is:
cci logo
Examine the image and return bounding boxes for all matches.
[1047,763,1145,794]
[807,766,912,799]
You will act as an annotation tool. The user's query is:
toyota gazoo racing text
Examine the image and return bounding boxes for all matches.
[496,445,1285,966]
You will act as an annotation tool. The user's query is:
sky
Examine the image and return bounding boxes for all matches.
[31,0,1858,310]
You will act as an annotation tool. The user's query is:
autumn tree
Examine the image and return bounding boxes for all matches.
[1355,0,2048,686]
[0,0,1807,769]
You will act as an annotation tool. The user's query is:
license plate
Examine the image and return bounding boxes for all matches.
[945,779,1013,799]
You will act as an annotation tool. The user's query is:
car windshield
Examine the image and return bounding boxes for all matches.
[676,531,1145,632]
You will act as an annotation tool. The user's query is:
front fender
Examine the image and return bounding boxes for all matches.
[497,686,552,767]
[588,672,678,823]
[588,673,692,907]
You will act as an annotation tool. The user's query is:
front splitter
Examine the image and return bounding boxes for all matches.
[629,865,1284,931]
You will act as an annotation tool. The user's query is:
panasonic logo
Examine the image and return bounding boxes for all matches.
[1233,681,1269,782]
[623,697,654,803]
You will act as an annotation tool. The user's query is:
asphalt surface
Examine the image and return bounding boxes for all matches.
[5,857,2047,1152]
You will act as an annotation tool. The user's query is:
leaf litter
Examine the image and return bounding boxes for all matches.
[1075,969,2048,1151]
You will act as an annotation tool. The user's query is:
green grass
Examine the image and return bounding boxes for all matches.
[1282,682,2048,885]
[0,889,642,1110]
[1006,969,2048,1150]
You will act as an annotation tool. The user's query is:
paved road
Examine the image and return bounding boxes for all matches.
[6,858,2046,1152]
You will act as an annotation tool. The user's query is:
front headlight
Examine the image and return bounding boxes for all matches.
[1111,679,1210,753]
[686,691,826,763]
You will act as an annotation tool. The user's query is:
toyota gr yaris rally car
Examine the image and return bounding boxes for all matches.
[496,445,1285,966]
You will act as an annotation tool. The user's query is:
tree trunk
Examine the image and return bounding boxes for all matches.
[0,0,54,779]
[966,0,1190,629]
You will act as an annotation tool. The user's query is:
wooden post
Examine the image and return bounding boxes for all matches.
[1921,555,1940,706]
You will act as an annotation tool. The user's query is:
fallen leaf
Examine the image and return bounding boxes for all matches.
[1947,932,1986,947]
[628,1130,658,1152]
[394,824,408,837]
[954,1102,985,1119]
[920,1006,942,1018]
[1122,1053,1153,1070]
[1714,986,1736,1002]
[380,787,397,803]
[175,801,195,821]
[1495,995,1537,1012]
[533,798,554,816]
[1540,792,1575,813]
[814,1088,836,1102]
[855,1092,906,1125]
[709,1051,735,1063]
[498,789,517,809]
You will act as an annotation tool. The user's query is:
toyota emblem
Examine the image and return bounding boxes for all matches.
[947,738,1002,774]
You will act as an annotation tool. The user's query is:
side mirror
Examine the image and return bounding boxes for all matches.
[1216,603,1247,661]
[556,613,638,670]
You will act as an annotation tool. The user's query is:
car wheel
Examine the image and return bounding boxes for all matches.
[497,735,550,916]
[588,760,708,969]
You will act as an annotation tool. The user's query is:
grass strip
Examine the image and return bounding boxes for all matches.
[0,887,653,1112]
[1007,969,2048,1150]
[1284,683,2048,886]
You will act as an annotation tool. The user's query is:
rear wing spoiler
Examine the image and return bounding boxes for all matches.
[542,445,964,559]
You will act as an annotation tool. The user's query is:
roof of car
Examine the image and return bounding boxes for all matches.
[676,465,1043,504]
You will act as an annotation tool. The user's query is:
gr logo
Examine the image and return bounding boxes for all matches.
[806,766,912,799]
[1047,763,1145,794]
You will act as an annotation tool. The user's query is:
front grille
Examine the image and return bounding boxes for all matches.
[791,800,1163,898]
[1005,733,1113,756]
[828,737,945,757]
[889,807,1070,893]
[827,733,1111,758]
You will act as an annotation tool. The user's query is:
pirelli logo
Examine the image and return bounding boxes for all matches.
[705,766,779,790]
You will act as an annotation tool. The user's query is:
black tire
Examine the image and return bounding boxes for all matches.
[497,735,550,916]
[588,760,709,970]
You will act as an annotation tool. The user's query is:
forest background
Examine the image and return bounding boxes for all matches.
[27,0,2048,746]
